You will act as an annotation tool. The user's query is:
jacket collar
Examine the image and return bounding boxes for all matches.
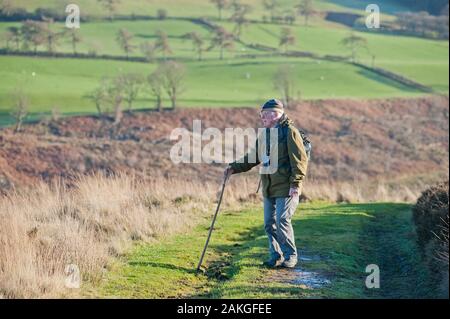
[278,113,292,127]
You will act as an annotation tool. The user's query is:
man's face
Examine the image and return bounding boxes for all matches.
[260,110,282,128]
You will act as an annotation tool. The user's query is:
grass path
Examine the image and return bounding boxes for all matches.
[86,202,438,299]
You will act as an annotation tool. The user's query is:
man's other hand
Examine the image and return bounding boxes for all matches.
[289,187,299,197]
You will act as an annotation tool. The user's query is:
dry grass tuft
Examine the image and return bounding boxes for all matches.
[0,171,440,298]
[302,178,426,204]
[0,173,254,298]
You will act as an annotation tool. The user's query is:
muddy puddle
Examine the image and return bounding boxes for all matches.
[266,250,331,289]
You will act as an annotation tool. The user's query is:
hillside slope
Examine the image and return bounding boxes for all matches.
[1,96,448,195]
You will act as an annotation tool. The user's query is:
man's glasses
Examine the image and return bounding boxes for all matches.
[260,111,279,119]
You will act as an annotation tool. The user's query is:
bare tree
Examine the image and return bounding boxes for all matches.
[108,76,125,124]
[296,0,314,26]
[118,73,143,113]
[92,77,125,124]
[6,26,21,50]
[42,18,65,54]
[396,12,415,32]
[10,88,29,133]
[147,70,164,111]
[21,20,46,53]
[230,2,251,39]
[50,106,61,123]
[396,11,448,39]
[2,29,12,49]
[182,31,205,61]
[262,0,278,23]
[273,65,296,108]
[155,29,172,60]
[89,80,109,117]
[67,28,82,54]
[208,26,234,60]
[140,41,156,62]
[116,28,135,59]
[159,61,186,110]
[283,10,296,25]
[341,33,367,62]
[0,0,15,16]
[279,27,296,52]
[157,8,168,20]
[97,0,119,20]
[210,0,229,20]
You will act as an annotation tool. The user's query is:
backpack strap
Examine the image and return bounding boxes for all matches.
[281,122,312,160]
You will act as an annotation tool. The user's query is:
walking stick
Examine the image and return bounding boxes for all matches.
[196,173,229,273]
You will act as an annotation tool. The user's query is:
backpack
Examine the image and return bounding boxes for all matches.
[280,124,312,160]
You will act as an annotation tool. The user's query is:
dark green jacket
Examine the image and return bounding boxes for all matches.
[229,115,308,198]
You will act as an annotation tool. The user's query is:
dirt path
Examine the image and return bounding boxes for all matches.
[87,202,439,299]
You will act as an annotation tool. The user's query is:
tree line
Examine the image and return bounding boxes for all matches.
[210,0,315,26]
[88,60,186,123]
[353,7,449,40]
[9,58,309,133]
[1,19,311,61]
[3,19,81,55]
[395,10,449,39]
[0,0,315,25]
[9,60,187,132]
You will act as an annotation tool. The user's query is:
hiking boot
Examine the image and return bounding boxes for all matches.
[282,256,298,268]
[263,257,284,268]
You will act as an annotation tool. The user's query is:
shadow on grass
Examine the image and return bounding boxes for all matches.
[192,203,370,298]
[128,261,198,274]
[196,59,311,69]
[357,68,422,93]
[106,202,434,299]
[191,202,437,299]
[303,202,411,213]
[191,225,268,298]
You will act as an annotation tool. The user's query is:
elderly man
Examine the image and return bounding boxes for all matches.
[224,99,308,268]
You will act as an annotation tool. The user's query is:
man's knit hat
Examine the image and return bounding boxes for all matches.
[261,99,284,112]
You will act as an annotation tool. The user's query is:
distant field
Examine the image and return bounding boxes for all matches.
[224,21,449,91]
[0,19,259,59]
[0,55,426,121]
[0,0,447,125]
[1,15,447,90]
[7,0,411,20]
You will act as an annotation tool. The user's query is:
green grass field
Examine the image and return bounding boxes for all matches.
[0,0,448,126]
[0,19,260,59]
[7,0,413,20]
[86,202,439,298]
[0,54,425,119]
[2,14,447,83]
[233,21,449,88]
